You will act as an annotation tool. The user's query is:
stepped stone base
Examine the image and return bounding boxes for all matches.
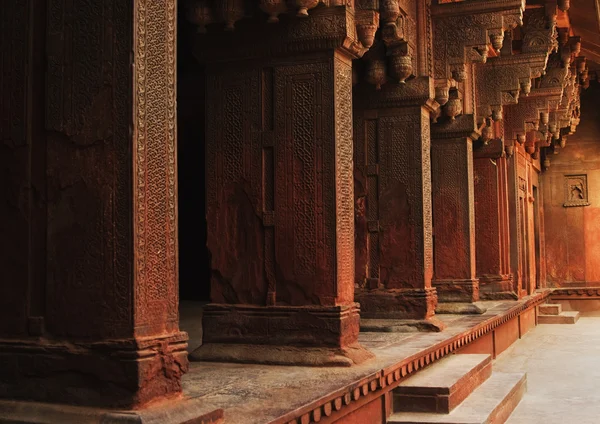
[539,304,562,315]
[390,372,527,424]
[538,311,580,324]
[394,354,492,414]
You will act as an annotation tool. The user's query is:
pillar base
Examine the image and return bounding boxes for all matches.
[354,288,438,320]
[0,397,223,424]
[192,304,373,366]
[0,332,188,408]
[433,279,480,303]
[479,275,518,300]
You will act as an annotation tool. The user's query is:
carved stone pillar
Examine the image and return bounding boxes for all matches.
[191,6,373,366]
[353,78,438,322]
[0,0,190,410]
[430,116,479,303]
[474,139,514,299]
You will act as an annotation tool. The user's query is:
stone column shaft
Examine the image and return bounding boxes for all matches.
[0,0,188,408]
[196,42,371,365]
[474,150,515,299]
[354,79,438,321]
[430,117,479,302]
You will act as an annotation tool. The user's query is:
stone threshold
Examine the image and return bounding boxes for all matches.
[180,291,550,424]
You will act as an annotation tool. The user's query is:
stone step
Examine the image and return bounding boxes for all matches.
[538,304,562,315]
[389,372,527,424]
[538,311,580,324]
[393,354,492,414]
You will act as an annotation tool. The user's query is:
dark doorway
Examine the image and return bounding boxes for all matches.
[177,9,210,304]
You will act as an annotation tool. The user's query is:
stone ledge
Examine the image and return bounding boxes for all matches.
[0,398,224,424]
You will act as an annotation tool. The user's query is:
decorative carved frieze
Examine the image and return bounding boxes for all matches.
[431,0,525,83]
[187,2,376,60]
[473,7,558,125]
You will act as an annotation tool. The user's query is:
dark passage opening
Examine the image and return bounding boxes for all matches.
[177,9,210,304]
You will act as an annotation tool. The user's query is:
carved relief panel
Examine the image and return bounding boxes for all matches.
[563,174,590,207]
[206,54,354,307]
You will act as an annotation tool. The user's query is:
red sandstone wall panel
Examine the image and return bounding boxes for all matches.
[584,187,600,283]
[0,1,31,336]
[494,317,519,357]
[206,54,355,307]
[474,159,501,276]
[333,397,384,424]
[566,207,586,282]
[44,0,134,339]
[206,66,267,305]
[459,332,494,357]
[543,82,600,287]
[354,107,433,291]
[431,139,474,280]
[519,308,536,337]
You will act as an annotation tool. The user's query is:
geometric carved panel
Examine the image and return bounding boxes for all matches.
[564,174,590,207]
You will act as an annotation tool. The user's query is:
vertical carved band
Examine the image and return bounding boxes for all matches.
[133,0,179,333]
[334,53,355,302]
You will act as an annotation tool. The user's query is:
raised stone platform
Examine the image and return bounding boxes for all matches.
[538,311,580,324]
[180,293,547,424]
[1,294,549,424]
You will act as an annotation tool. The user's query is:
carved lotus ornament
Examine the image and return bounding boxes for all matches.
[435,86,450,106]
[560,137,567,148]
[481,125,494,145]
[492,109,503,122]
[505,145,515,157]
[221,0,245,30]
[296,0,319,17]
[445,97,462,121]
[186,0,213,33]
[490,32,505,52]
[260,0,287,23]
[558,0,570,11]
[390,54,412,84]
[381,0,400,26]
[366,60,387,90]
[525,143,535,154]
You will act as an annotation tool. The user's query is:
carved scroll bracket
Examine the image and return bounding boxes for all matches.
[187,2,380,62]
[432,0,525,83]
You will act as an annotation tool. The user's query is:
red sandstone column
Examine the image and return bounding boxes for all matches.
[474,139,515,299]
[430,116,479,303]
[0,0,189,409]
[194,8,372,366]
[353,78,438,322]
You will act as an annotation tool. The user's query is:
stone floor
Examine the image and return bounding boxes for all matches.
[179,298,539,424]
[498,311,600,424]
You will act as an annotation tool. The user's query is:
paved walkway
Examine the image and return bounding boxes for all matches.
[496,312,600,424]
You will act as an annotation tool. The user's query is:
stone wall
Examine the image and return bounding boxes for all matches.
[543,80,600,286]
